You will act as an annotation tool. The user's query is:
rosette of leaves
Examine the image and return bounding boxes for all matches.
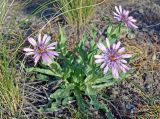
[26,26,129,117]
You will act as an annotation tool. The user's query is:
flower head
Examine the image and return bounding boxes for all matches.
[23,34,59,65]
[113,5,138,29]
[94,38,132,79]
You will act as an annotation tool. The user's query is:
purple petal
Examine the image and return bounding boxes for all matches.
[47,51,59,57]
[100,63,106,69]
[38,34,42,44]
[34,54,41,65]
[47,46,55,50]
[28,37,37,46]
[95,59,105,63]
[97,43,106,52]
[115,41,121,50]
[94,55,103,59]
[112,43,116,50]
[44,36,51,44]
[114,17,121,21]
[121,54,132,58]
[124,10,129,16]
[129,22,138,29]
[119,64,127,73]
[128,16,136,22]
[112,65,119,78]
[119,63,130,73]
[122,64,130,70]
[42,34,48,43]
[103,65,109,74]
[42,53,52,65]
[119,5,123,14]
[43,34,51,44]
[118,47,125,53]
[120,59,127,64]
[23,48,34,52]
[115,6,120,14]
[113,12,119,16]
[47,42,57,48]
[106,38,110,48]
[25,52,34,56]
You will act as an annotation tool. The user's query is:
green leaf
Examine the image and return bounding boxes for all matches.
[84,74,94,83]
[74,87,86,112]
[36,73,49,81]
[107,25,113,36]
[89,95,109,112]
[46,103,59,112]
[93,73,113,84]
[62,97,73,105]
[50,60,62,73]
[50,88,64,98]
[106,111,115,119]
[92,72,127,89]
[58,25,66,46]
[86,84,96,95]
[112,27,120,36]
[92,79,116,89]
[109,37,117,45]
[50,84,74,99]
[91,73,115,89]
[51,103,59,111]
[46,84,75,112]
[119,72,127,80]
[26,68,55,76]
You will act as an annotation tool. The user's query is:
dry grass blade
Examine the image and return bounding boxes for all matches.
[0,0,8,26]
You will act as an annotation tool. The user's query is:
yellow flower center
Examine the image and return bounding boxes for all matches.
[37,47,45,54]
[109,54,117,61]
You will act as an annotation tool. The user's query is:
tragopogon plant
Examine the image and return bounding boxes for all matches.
[24,5,137,116]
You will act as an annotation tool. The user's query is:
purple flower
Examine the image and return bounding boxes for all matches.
[113,5,138,29]
[94,38,132,79]
[23,34,59,65]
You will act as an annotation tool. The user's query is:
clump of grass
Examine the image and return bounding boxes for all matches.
[57,0,103,39]
[0,0,20,116]
[58,0,96,26]
[0,45,21,118]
